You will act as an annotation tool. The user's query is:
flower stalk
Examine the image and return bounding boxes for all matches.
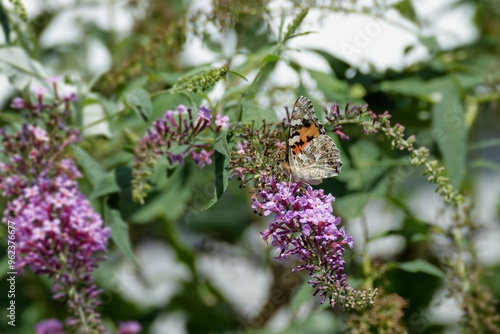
[252,176,377,308]
[131,105,228,203]
[322,100,497,331]
[1,80,110,333]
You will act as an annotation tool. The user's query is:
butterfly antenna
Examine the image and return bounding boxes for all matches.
[285,105,291,125]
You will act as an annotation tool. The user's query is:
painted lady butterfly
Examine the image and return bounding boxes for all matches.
[280,96,342,185]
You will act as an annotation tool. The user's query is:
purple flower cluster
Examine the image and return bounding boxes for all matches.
[324,101,367,123]
[142,105,214,166]
[3,170,110,272]
[35,319,66,334]
[0,91,110,285]
[132,105,231,203]
[11,80,77,116]
[2,172,110,332]
[34,319,142,334]
[1,81,136,333]
[322,101,371,141]
[116,321,142,334]
[252,176,375,308]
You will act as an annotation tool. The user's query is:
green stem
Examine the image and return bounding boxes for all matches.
[150,87,181,99]
[9,16,32,53]
[76,301,90,332]
[438,54,464,96]
[452,220,469,292]
[249,9,301,91]
[332,105,473,302]
[361,214,373,290]
[59,253,91,332]
[472,92,500,103]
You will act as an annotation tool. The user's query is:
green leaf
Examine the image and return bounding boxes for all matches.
[307,69,354,103]
[335,180,387,219]
[369,224,430,243]
[368,230,391,242]
[228,70,248,82]
[387,259,446,280]
[177,64,214,81]
[291,280,313,313]
[262,54,282,65]
[0,2,10,44]
[288,31,316,39]
[242,99,279,124]
[378,74,482,101]
[337,141,387,191]
[0,254,9,281]
[0,110,23,125]
[278,9,286,41]
[123,88,152,121]
[81,102,112,137]
[158,71,182,86]
[131,178,192,223]
[147,156,171,186]
[151,93,202,119]
[214,129,231,159]
[0,46,47,90]
[87,70,106,91]
[202,34,222,53]
[393,0,417,23]
[89,170,120,199]
[467,138,500,152]
[377,77,445,101]
[335,192,372,219]
[220,85,249,102]
[72,146,106,189]
[419,35,440,53]
[310,49,350,79]
[107,208,139,267]
[205,130,231,209]
[432,89,466,190]
[469,159,500,173]
[353,142,389,164]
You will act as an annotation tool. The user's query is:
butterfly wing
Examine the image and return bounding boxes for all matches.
[294,134,342,184]
[286,96,342,184]
[287,96,325,170]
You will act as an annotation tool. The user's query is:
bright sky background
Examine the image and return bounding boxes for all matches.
[185,0,477,74]
[0,0,478,106]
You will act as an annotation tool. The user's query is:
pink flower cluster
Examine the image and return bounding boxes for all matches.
[1,80,137,332]
[4,172,110,272]
[135,105,230,167]
[253,177,352,263]
[34,319,141,334]
[253,176,375,308]
[132,104,231,202]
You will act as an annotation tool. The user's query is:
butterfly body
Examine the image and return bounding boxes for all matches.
[281,96,342,185]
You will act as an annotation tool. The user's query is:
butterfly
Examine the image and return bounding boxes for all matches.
[280,96,342,185]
